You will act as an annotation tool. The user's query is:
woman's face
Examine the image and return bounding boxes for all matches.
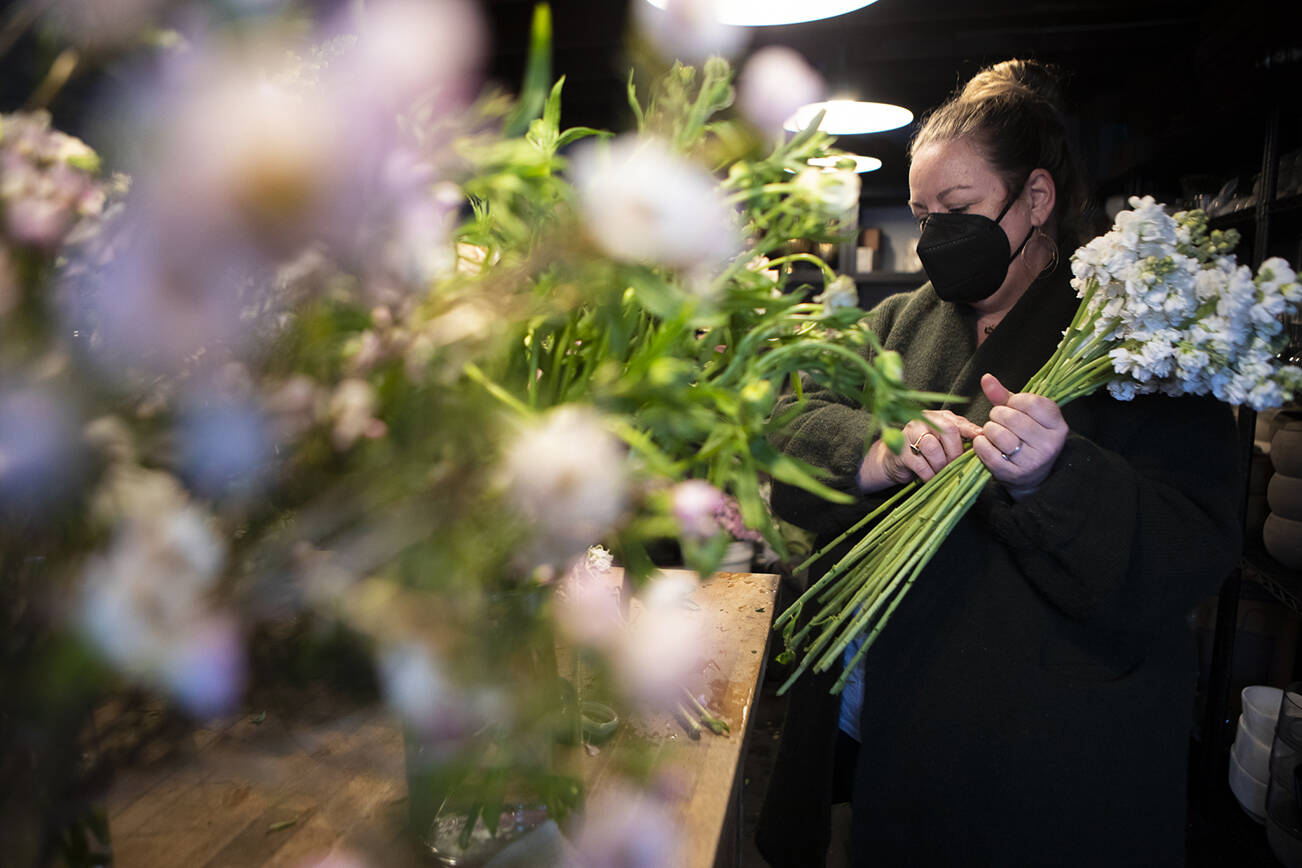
[908,136,1039,311]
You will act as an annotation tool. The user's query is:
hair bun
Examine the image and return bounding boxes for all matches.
[959,59,1066,113]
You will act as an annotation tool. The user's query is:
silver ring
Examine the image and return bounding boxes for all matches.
[1001,442,1023,462]
[909,433,926,456]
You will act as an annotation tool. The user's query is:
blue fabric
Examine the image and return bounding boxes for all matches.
[836,635,864,742]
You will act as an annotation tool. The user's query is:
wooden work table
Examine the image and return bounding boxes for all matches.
[104,568,780,867]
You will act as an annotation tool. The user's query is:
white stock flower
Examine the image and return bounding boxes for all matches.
[736,46,823,135]
[570,135,741,272]
[503,406,630,565]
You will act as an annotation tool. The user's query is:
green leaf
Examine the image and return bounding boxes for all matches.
[626,70,645,132]
[556,126,612,150]
[504,4,553,138]
[750,438,854,504]
[623,268,688,322]
[543,75,565,134]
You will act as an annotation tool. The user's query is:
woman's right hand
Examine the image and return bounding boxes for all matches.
[857,410,983,492]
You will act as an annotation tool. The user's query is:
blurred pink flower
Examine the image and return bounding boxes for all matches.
[669,479,725,540]
[569,136,741,273]
[737,46,824,136]
[64,225,260,374]
[554,551,625,648]
[613,574,706,710]
[296,850,370,868]
[0,111,104,250]
[573,782,681,868]
[633,0,748,64]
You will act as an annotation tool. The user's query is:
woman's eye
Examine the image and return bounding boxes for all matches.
[947,205,969,214]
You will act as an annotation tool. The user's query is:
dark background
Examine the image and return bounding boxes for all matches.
[482,0,1302,210]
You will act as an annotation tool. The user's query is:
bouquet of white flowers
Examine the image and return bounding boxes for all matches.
[774,196,1302,694]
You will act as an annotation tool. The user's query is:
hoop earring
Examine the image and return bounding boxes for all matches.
[1022,225,1058,279]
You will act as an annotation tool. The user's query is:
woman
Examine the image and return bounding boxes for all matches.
[756,59,1241,867]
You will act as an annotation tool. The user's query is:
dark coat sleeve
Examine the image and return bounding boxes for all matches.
[767,298,910,539]
[978,392,1243,630]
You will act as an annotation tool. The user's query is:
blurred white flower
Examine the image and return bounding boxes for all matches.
[614,574,705,709]
[634,0,748,64]
[570,135,741,272]
[503,407,630,565]
[793,166,860,217]
[327,0,485,115]
[573,782,681,868]
[329,379,387,450]
[148,61,353,255]
[815,274,858,311]
[78,479,245,717]
[670,479,725,540]
[379,641,452,733]
[737,47,824,136]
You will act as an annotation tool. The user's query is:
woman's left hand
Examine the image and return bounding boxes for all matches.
[972,373,1068,500]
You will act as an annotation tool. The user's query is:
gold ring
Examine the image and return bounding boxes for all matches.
[909,433,926,456]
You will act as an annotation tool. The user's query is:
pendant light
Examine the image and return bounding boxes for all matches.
[783,99,913,135]
[809,154,882,173]
[642,0,880,28]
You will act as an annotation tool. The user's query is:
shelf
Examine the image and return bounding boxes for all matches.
[1208,192,1302,231]
[1242,542,1302,617]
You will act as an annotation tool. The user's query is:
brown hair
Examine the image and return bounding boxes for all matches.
[908,59,1096,249]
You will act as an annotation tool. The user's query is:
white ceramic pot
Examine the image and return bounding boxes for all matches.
[1235,713,1274,780]
[1243,685,1284,744]
[1230,743,1268,822]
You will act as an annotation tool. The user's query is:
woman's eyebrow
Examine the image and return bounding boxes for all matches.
[908,184,975,210]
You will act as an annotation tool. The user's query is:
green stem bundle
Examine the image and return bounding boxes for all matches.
[775,279,1119,693]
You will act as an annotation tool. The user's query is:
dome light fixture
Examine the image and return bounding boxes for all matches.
[642,0,880,28]
[784,100,914,135]
[809,154,882,173]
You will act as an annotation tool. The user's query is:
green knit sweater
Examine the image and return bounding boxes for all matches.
[757,265,1242,867]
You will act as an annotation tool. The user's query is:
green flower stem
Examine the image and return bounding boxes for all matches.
[824,457,990,691]
[464,362,532,418]
[763,253,838,285]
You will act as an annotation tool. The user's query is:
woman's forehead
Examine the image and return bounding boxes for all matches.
[908,138,1002,199]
